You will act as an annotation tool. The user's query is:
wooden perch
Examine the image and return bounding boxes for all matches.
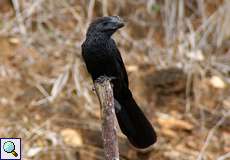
[94,76,119,160]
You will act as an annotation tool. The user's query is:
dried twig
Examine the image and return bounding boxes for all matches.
[197,115,227,160]
[12,0,27,35]
[94,76,119,160]
[217,152,230,160]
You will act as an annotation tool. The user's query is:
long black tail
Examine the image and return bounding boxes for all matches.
[115,87,157,149]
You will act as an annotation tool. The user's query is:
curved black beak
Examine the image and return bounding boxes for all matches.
[111,16,125,29]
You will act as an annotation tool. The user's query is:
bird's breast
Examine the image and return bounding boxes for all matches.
[84,51,117,80]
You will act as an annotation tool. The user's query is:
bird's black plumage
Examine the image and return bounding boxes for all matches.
[81,16,157,149]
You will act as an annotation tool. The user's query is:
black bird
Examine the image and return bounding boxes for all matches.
[81,16,157,149]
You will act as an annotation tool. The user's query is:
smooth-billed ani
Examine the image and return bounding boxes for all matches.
[81,16,157,149]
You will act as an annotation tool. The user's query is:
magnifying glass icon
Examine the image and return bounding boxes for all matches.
[3,141,18,157]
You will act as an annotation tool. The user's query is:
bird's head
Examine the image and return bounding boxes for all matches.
[86,16,125,38]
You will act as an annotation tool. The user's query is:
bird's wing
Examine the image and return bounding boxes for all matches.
[113,42,129,86]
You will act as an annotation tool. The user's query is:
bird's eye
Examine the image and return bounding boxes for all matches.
[103,22,109,26]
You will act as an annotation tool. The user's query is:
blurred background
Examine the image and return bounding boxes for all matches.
[0,0,230,159]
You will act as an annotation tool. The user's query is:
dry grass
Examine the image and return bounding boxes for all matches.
[0,0,229,159]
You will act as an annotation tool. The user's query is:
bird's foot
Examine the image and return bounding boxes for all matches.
[95,76,116,83]
[114,99,122,113]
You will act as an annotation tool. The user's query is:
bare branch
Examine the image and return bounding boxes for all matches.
[94,76,119,160]
[197,116,226,160]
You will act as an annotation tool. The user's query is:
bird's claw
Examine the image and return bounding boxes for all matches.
[114,99,122,113]
[95,76,116,83]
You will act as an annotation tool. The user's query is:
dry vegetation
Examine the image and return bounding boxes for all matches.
[0,0,230,159]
